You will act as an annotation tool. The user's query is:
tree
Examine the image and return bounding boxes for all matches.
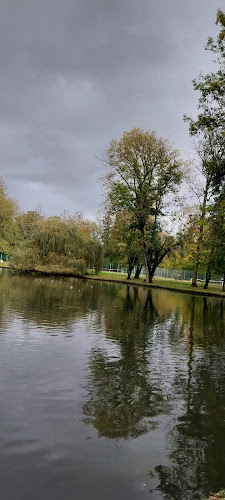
[16,210,43,239]
[0,178,18,254]
[184,9,225,286]
[187,137,218,287]
[12,212,103,274]
[65,213,103,273]
[102,210,143,279]
[203,196,225,290]
[103,128,183,283]
[185,9,225,169]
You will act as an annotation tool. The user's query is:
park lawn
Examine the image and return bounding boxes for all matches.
[0,262,9,268]
[86,271,225,297]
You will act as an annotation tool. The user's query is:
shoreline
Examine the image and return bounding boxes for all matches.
[1,264,225,298]
[83,273,225,298]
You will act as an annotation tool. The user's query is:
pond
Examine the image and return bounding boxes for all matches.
[0,270,224,500]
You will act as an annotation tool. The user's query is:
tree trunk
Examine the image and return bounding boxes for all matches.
[223,272,225,292]
[204,246,215,289]
[192,176,210,287]
[142,241,150,284]
[191,258,199,287]
[144,259,150,283]
[127,256,135,280]
[203,271,211,290]
[148,270,154,283]
[127,266,133,279]
[134,264,142,279]
[147,263,157,283]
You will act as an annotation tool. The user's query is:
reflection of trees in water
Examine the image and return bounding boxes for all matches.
[1,272,225,496]
[0,273,104,330]
[83,287,171,439]
[0,270,15,333]
[153,296,225,500]
[83,349,166,439]
[1,275,172,438]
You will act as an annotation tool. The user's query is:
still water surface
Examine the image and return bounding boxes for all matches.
[0,270,225,500]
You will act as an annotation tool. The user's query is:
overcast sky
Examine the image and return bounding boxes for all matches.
[0,0,220,218]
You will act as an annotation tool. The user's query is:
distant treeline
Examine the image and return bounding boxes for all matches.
[0,198,102,275]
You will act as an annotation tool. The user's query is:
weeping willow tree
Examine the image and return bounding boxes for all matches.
[12,212,103,274]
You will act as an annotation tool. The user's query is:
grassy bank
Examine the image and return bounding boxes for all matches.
[84,271,225,298]
[11,264,85,278]
[2,264,225,298]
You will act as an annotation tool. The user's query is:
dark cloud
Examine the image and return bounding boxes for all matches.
[0,0,219,217]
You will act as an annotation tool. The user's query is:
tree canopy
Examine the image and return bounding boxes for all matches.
[184,9,225,287]
[0,178,18,254]
[184,9,225,196]
[12,212,103,275]
[103,128,184,282]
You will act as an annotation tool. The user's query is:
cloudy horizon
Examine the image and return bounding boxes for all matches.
[0,0,220,219]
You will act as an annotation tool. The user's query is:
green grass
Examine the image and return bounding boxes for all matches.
[6,263,225,298]
[0,261,9,268]
[86,271,225,297]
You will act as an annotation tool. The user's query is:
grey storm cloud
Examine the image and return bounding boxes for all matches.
[0,0,219,217]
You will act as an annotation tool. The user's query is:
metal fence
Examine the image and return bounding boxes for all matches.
[154,267,223,283]
[102,264,223,284]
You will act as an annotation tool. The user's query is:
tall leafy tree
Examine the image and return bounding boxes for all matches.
[184,9,225,286]
[203,196,225,290]
[103,128,183,283]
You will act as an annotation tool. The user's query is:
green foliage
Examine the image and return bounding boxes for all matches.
[103,128,183,282]
[183,10,225,286]
[12,212,103,275]
[203,197,225,281]
[184,9,225,195]
[0,178,19,254]
[102,210,142,276]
